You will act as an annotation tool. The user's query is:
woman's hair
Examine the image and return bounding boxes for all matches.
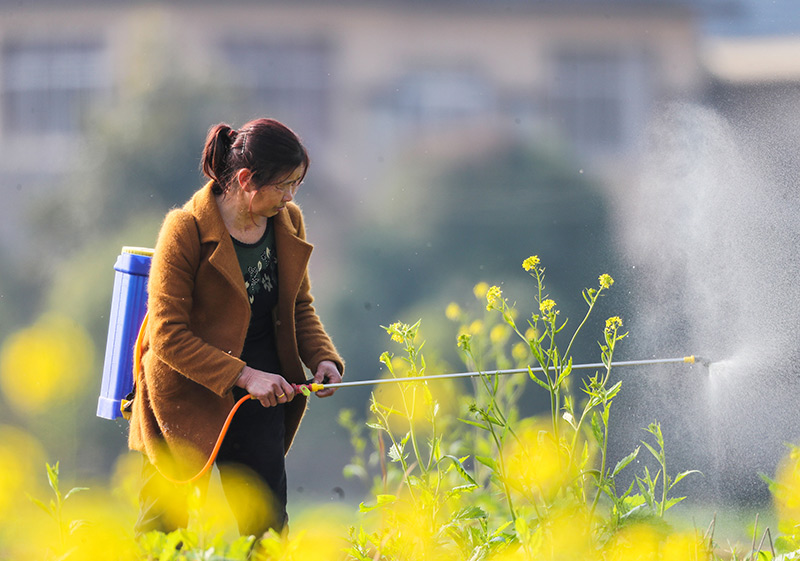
[201,118,309,195]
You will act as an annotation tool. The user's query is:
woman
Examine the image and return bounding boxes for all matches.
[128,118,344,537]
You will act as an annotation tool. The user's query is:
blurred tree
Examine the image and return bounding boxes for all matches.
[333,139,622,405]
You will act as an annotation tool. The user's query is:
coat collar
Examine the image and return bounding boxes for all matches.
[186,181,230,244]
[185,181,312,307]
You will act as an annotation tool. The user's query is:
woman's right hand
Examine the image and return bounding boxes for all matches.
[234,366,295,407]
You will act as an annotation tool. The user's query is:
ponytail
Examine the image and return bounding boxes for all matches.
[201,124,238,195]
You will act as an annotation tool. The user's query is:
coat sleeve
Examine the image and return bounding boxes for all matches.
[146,210,245,396]
[290,208,345,377]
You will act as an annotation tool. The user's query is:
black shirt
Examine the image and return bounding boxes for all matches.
[232,219,281,374]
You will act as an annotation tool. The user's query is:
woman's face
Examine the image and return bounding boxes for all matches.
[245,166,305,218]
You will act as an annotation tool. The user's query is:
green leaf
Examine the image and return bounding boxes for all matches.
[458,417,488,430]
[591,412,604,446]
[446,484,480,498]
[443,455,478,486]
[46,462,60,496]
[359,494,397,512]
[641,441,661,462]
[388,441,406,463]
[64,487,89,501]
[530,375,550,390]
[670,469,702,489]
[482,413,505,426]
[475,456,498,472]
[663,496,687,512]
[582,468,602,482]
[343,464,368,480]
[69,519,89,535]
[451,506,487,521]
[612,447,640,477]
[774,535,797,555]
[29,496,53,517]
[224,535,256,559]
[605,381,622,401]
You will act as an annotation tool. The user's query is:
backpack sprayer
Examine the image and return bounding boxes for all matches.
[97,246,711,482]
[97,247,154,420]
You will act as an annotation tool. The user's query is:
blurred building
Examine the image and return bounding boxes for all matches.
[0,0,715,247]
[702,0,800,178]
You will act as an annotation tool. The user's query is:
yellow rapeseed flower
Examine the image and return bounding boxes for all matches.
[773,445,800,530]
[503,420,571,502]
[536,505,596,560]
[486,286,503,310]
[661,531,712,561]
[387,322,406,343]
[512,342,529,362]
[599,274,614,289]
[0,425,46,520]
[445,302,461,321]
[604,523,661,561]
[0,313,94,415]
[539,299,557,316]
[490,324,508,344]
[473,281,490,300]
[605,316,623,333]
[522,255,540,271]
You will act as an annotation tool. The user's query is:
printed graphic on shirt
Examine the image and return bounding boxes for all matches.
[243,245,278,304]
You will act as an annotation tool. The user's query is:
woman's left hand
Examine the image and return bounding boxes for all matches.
[312,360,341,397]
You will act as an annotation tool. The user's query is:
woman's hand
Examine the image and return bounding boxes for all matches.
[235,366,295,407]
[312,360,341,398]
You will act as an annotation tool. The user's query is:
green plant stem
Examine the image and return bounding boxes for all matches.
[590,406,611,517]
[563,288,603,361]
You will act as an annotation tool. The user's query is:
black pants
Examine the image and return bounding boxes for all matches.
[135,390,288,537]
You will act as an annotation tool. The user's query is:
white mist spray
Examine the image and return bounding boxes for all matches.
[612,102,800,504]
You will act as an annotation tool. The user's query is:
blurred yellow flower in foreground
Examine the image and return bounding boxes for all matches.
[503,420,571,502]
[373,379,456,434]
[0,425,46,519]
[0,313,94,414]
[603,523,662,561]
[660,531,711,561]
[773,445,800,533]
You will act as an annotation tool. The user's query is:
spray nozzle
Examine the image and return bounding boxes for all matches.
[684,355,713,368]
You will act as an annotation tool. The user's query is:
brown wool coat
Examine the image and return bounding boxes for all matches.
[128,182,343,472]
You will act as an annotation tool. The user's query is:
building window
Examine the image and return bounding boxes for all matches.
[220,38,332,144]
[549,47,650,155]
[2,39,108,135]
[386,69,494,129]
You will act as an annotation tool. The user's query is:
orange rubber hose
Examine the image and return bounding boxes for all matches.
[132,311,252,485]
[131,312,318,485]
[160,393,252,485]
[132,311,149,391]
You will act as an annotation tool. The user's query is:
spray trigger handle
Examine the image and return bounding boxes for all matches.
[292,382,325,396]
